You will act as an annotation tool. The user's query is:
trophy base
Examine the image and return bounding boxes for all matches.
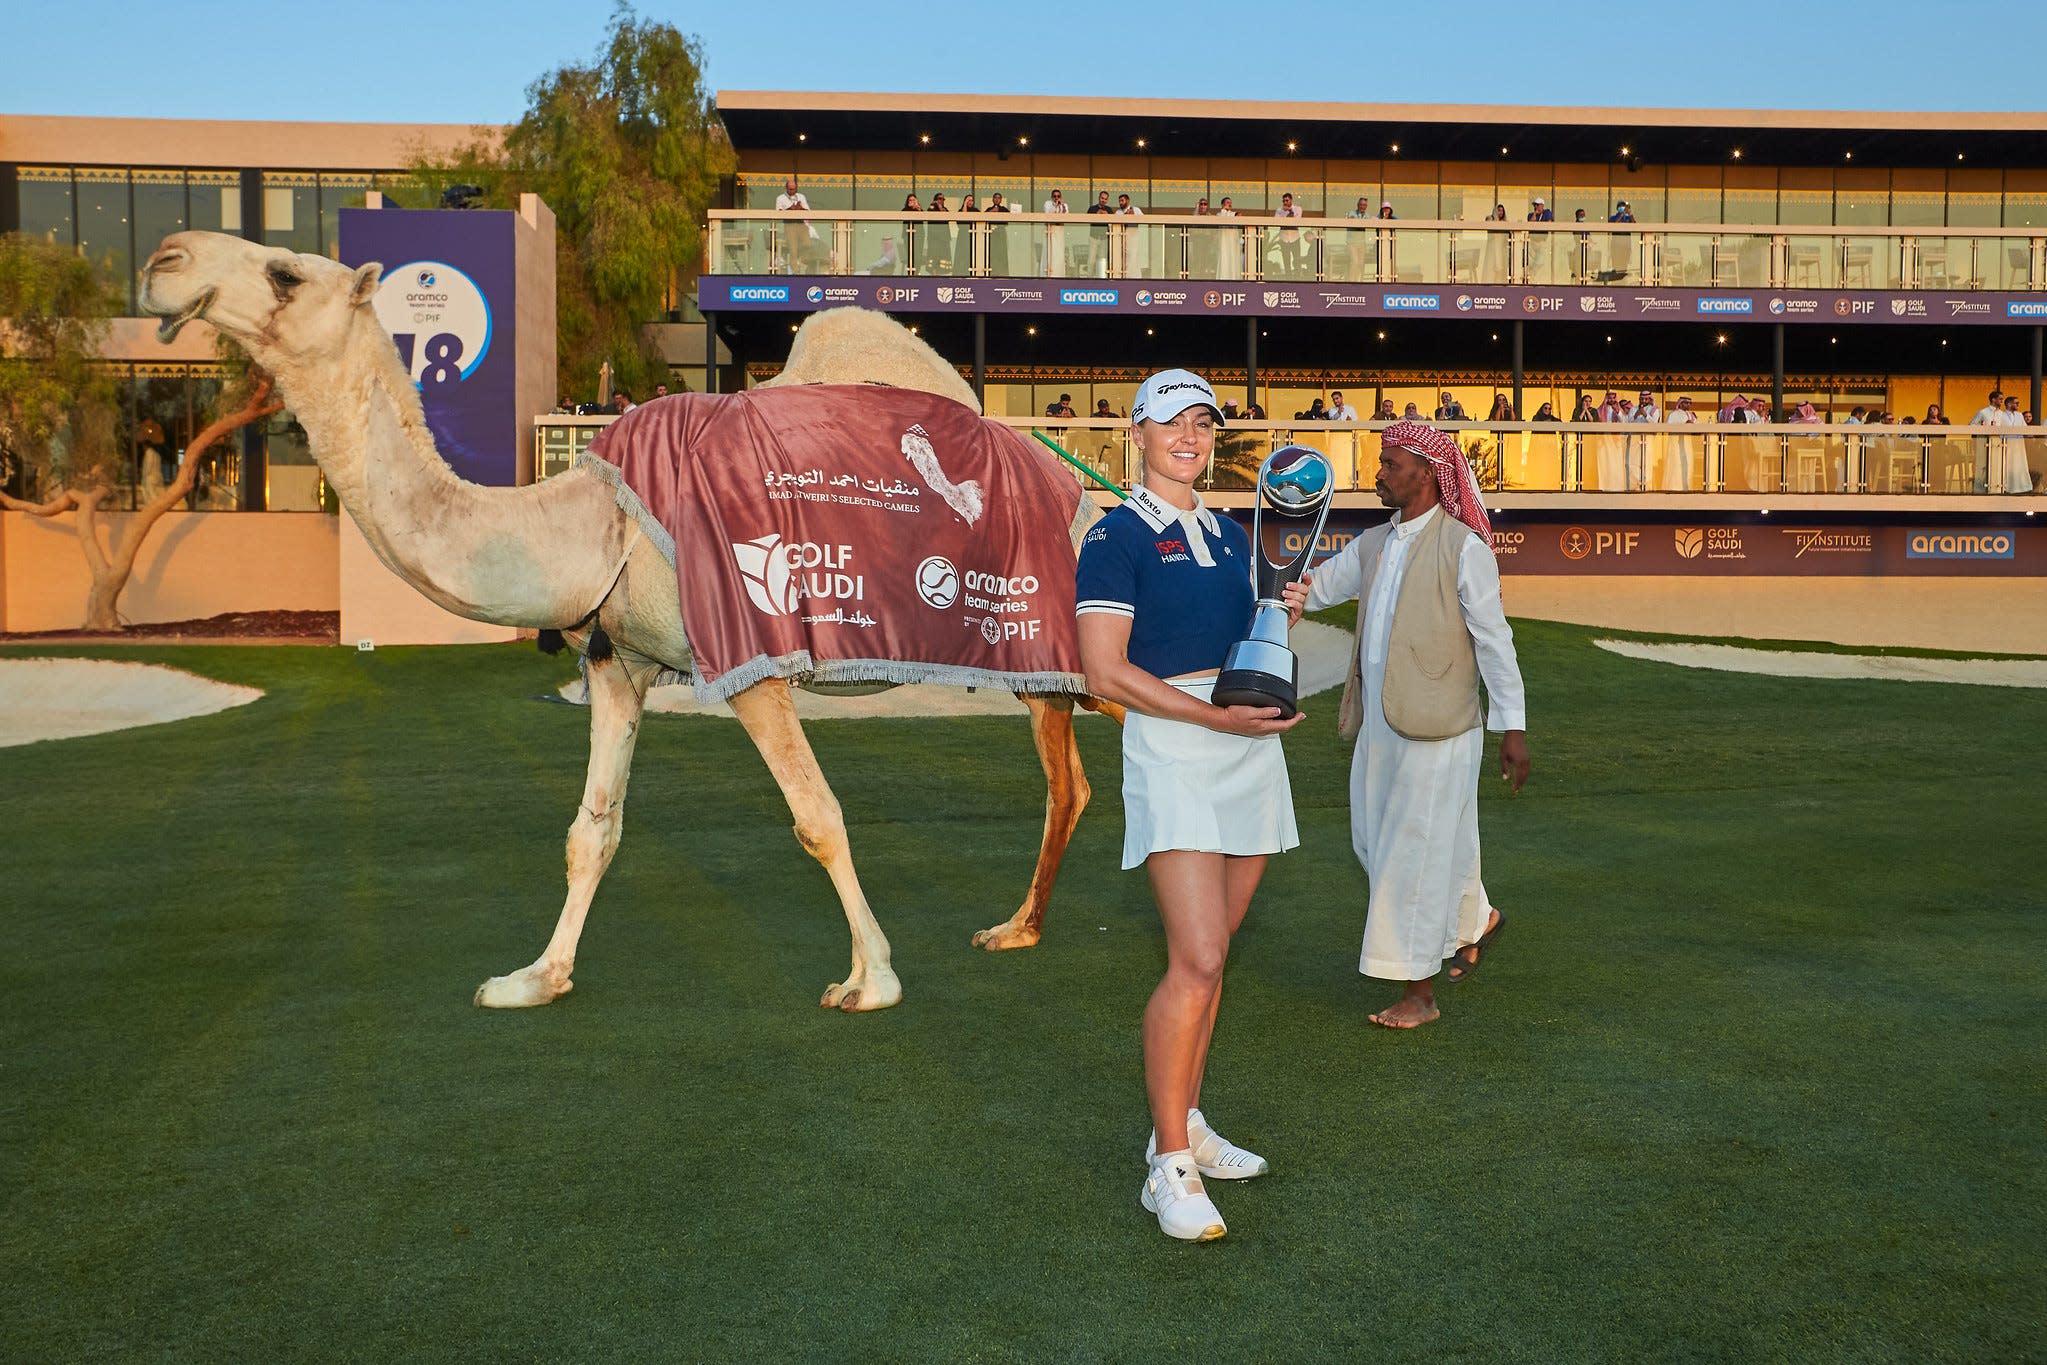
[1213,665,1299,719]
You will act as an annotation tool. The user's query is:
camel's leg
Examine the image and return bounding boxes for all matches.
[475,653,654,1008]
[973,693,1091,951]
[728,680,902,1012]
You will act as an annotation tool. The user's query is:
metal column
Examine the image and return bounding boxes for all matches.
[1511,321,1525,416]
[1246,317,1259,408]
[1771,323,1785,420]
[2032,325,2043,421]
[972,313,986,405]
[704,311,718,394]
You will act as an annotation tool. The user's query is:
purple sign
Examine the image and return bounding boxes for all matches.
[342,208,519,486]
[702,275,2047,328]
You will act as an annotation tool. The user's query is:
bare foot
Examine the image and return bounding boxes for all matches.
[1368,996,1440,1029]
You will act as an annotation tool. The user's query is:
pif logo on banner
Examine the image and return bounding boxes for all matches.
[370,261,491,389]
[1560,527,1639,560]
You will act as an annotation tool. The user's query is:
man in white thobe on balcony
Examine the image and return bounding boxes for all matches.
[1286,420,1530,1030]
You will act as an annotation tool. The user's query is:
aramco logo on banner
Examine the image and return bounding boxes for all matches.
[369,260,492,389]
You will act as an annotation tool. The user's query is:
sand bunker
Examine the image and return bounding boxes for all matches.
[559,620,1358,719]
[0,658,264,747]
[1594,639,2047,689]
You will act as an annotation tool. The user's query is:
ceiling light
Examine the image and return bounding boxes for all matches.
[1376,331,1386,340]
[1390,143,1400,154]
[919,133,931,145]
[1844,150,1853,160]
[1732,148,1743,160]
[1019,136,1029,147]
[1026,325,1037,336]
[1286,140,1298,152]
[1145,327,1154,336]
[1500,146,1509,156]
[1136,138,1147,149]
[797,133,807,142]
[1620,145,1631,156]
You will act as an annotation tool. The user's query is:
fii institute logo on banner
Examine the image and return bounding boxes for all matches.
[1908,529,2016,559]
[370,261,492,389]
[1061,288,1118,306]
[729,285,790,303]
[1697,297,1753,315]
[1382,293,1441,311]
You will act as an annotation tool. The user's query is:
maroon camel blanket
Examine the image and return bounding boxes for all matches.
[582,384,1089,702]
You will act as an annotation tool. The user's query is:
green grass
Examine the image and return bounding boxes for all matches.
[1,626,2041,1362]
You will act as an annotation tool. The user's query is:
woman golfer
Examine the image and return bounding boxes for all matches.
[1074,369,1301,1241]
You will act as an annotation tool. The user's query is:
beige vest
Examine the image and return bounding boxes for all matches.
[1337,511,1484,742]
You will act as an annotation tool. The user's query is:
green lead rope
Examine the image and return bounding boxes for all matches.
[1030,429,1127,499]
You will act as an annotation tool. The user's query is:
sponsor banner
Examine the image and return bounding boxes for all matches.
[1215,509,2043,576]
[584,385,1086,700]
[342,207,519,486]
[706,275,2047,327]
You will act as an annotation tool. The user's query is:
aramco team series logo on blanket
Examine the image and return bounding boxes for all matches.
[732,534,866,616]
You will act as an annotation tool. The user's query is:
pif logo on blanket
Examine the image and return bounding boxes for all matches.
[731,533,865,616]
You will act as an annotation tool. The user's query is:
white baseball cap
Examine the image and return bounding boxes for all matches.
[1132,368,1225,426]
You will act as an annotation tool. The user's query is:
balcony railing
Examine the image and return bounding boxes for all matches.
[539,412,2043,496]
[708,210,2047,292]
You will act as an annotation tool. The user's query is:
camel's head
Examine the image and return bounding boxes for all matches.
[141,230,380,368]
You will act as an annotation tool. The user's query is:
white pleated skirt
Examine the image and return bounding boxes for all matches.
[1120,677,1300,869]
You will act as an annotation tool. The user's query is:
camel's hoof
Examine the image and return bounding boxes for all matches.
[820,968,902,1012]
[972,919,1042,951]
[474,965,572,1009]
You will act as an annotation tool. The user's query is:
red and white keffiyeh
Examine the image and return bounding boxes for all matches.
[1380,419,1492,542]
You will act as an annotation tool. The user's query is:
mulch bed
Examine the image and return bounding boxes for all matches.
[0,610,340,643]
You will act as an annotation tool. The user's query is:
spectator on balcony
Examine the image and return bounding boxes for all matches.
[1087,190,1115,276]
[1592,390,1627,489]
[862,235,901,276]
[1790,401,1821,424]
[1188,197,1220,278]
[1040,188,1069,277]
[1403,401,1423,420]
[1844,405,1867,425]
[1242,398,1266,420]
[1527,198,1554,222]
[1486,204,1508,222]
[1609,201,1636,224]
[1573,209,1588,222]
[1571,394,1598,423]
[1274,192,1305,277]
[1434,391,1468,423]
[1604,201,1636,282]
[1532,401,1558,422]
[1999,394,2032,491]
[1378,202,1397,220]
[1115,193,1146,275]
[1922,402,1946,425]
[1664,395,1698,490]
[1046,393,1076,418]
[953,194,980,275]
[985,193,1013,275]
[1329,391,1360,421]
[1486,395,1517,422]
[775,177,822,273]
[1626,390,1662,490]
[1375,398,1399,421]
[901,193,923,271]
[1094,398,1123,420]
[925,193,955,274]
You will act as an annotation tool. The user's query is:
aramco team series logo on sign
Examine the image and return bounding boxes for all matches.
[915,555,960,608]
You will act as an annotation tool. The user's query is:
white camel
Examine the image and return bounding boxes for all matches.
[140,231,1105,1013]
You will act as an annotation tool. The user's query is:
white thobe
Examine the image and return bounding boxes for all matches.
[1663,409,1696,490]
[1306,507,1528,980]
[2000,409,2033,493]
[1627,405,1660,490]
[1594,405,1626,490]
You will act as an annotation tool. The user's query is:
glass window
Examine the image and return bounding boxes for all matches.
[133,170,188,276]
[262,410,320,511]
[18,166,75,246]
[735,172,788,210]
[74,168,133,303]
[1835,170,1889,227]
[855,172,913,211]
[262,173,319,254]
[319,174,374,260]
[189,171,241,233]
[2006,173,2047,228]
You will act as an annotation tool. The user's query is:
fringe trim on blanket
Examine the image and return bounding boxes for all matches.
[577,454,679,570]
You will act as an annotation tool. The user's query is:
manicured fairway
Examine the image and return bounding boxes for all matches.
[1,624,2041,1362]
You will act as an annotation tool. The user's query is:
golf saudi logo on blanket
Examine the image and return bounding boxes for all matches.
[732,533,867,619]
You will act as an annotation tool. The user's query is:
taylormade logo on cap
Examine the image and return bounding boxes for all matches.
[1133,368,1223,425]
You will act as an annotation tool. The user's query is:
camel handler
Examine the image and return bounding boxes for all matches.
[1281,419,1529,1029]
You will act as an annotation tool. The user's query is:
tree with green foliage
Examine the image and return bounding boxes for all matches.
[406,4,733,402]
[0,233,280,630]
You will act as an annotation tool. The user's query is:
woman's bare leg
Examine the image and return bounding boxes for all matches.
[1143,850,1233,1154]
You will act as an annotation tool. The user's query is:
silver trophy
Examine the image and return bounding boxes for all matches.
[1213,445,1336,718]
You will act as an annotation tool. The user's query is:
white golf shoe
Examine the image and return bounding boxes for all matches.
[1144,1108,1269,1181]
[1141,1150,1226,1242]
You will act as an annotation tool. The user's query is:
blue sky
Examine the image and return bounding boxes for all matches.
[3,0,2038,121]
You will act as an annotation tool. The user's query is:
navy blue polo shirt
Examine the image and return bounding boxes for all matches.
[1075,486,1254,678]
